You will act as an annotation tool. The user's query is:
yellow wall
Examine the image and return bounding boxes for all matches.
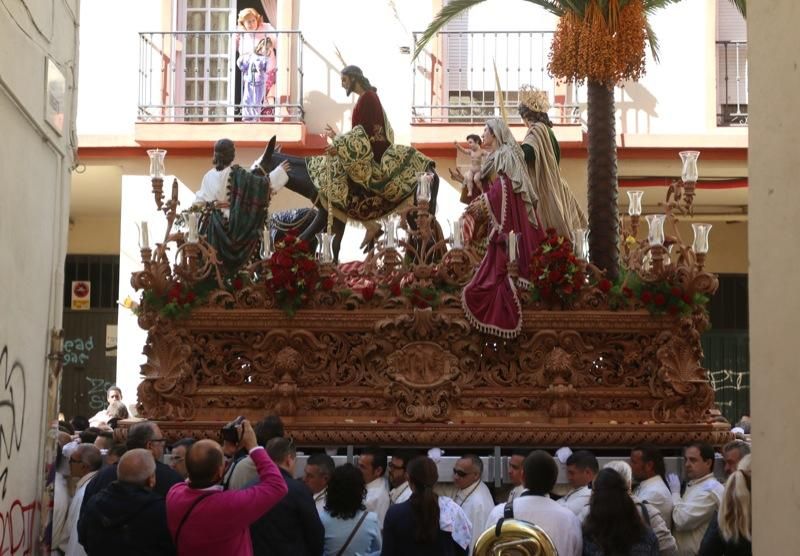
[67,216,121,254]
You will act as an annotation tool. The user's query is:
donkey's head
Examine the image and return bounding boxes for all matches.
[251,135,279,177]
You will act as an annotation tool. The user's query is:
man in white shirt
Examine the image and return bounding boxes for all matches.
[87,385,123,427]
[387,450,416,505]
[558,450,597,517]
[486,450,582,556]
[194,139,290,218]
[359,445,390,527]
[304,453,335,513]
[506,451,527,502]
[669,442,724,556]
[452,454,495,538]
[631,444,674,528]
[61,444,102,556]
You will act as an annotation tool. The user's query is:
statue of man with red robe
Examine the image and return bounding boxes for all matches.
[325,65,392,162]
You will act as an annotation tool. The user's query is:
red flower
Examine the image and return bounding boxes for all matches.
[598,279,612,293]
[641,290,653,303]
[297,240,310,252]
[670,286,683,298]
[167,285,181,301]
[682,293,692,304]
[321,277,334,291]
[654,293,666,306]
[185,291,196,303]
[232,277,244,290]
[668,305,680,316]
[390,282,402,296]
[362,283,376,301]
[622,287,634,298]
[300,258,316,272]
[548,236,560,247]
[562,284,573,295]
[548,270,563,283]
[276,252,293,269]
[545,227,557,236]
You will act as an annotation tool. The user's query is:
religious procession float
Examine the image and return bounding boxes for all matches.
[129,47,730,447]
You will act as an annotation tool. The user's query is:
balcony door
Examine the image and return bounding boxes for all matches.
[176,0,236,121]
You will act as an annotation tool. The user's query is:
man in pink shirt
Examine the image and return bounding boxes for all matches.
[166,419,288,555]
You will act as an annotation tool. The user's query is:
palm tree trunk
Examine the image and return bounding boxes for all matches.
[586,79,619,280]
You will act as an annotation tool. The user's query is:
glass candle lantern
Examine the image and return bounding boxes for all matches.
[187,213,199,243]
[147,149,167,178]
[645,214,665,246]
[627,190,644,216]
[679,151,700,184]
[320,232,334,263]
[573,228,589,261]
[692,223,712,254]
[417,172,433,202]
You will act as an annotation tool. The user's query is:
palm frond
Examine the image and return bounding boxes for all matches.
[412,0,487,61]
[413,0,573,61]
[730,0,746,18]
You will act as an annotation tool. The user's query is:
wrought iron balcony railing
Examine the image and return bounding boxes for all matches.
[716,40,748,126]
[138,30,304,123]
[411,30,583,125]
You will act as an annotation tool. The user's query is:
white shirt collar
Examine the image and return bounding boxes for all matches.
[366,477,386,490]
[688,472,717,487]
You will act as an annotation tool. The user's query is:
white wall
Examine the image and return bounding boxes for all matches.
[0,0,79,549]
[116,175,195,404]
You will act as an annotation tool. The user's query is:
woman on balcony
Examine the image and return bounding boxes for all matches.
[462,117,546,338]
[235,8,277,121]
[518,86,587,238]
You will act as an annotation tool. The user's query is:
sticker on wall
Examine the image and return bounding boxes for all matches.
[105,324,117,357]
[45,58,66,135]
[71,280,91,310]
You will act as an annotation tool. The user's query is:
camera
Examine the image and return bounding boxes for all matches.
[220,415,245,444]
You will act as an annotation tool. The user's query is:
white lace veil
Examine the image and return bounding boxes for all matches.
[480,117,539,227]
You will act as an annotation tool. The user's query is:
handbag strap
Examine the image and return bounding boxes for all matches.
[174,492,216,547]
[336,511,368,556]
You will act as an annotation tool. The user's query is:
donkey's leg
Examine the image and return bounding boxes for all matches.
[332,218,346,263]
[298,205,327,242]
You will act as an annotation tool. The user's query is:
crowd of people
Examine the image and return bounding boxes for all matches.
[50,388,752,556]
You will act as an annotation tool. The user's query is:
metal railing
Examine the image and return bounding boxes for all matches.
[411,30,583,125]
[716,40,748,126]
[138,30,304,123]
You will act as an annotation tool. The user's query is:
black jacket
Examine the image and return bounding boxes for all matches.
[698,511,752,556]
[81,460,183,517]
[250,467,324,555]
[78,480,176,555]
[382,500,467,556]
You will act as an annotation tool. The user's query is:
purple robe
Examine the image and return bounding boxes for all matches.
[462,171,545,338]
[238,53,269,121]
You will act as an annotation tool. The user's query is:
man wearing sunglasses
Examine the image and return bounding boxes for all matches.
[388,450,416,506]
[79,420,183,527]
[452,454,495,540]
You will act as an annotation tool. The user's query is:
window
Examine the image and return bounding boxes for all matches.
[716,0,748,126]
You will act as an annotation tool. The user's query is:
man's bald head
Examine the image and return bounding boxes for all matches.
[118,448,156,487]
[186,439,225,489]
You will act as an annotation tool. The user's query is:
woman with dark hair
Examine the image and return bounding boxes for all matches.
[320,463,381,556]
[382,457,472,556]
[583,468,659,556]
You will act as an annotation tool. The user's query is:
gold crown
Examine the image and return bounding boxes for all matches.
[519,85,550,113]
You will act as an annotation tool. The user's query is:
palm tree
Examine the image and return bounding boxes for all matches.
[414,0,746,280]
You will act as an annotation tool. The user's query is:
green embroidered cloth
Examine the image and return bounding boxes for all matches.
[307,125,433,222]
[203,165,270,272]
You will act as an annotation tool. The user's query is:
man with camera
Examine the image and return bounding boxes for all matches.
[166,418,288,555]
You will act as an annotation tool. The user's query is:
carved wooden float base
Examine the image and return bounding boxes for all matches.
[126,420,733,448]
[134,307,730,448]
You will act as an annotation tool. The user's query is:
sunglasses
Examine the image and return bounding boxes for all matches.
[69,458,82,464]
[149,438,167,443]
[453,468,470,478]
[388,462,405,471]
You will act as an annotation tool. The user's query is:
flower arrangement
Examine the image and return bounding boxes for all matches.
[529,228,585,307]
[267,232,332,316]
[605,269,710,317]
[139,279,214,319]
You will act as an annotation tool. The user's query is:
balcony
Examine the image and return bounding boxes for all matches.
[411,30,582,126]
[136,30,305,146]
[716,40,748,126]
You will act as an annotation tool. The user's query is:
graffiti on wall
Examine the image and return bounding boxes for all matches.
[85,377,113,411]
[63,336,94,367]
[0,498,37,555]
[0,347,26,501]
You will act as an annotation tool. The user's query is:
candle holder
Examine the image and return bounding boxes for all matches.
[320,232,334,264]
[573,228,589,261]
[508,231,518,263]
[627,190,643,237]
[451,218,464,249]
[417,172,433,204]
[148,149,167,210]
[680,150,700,213]
[187,213,199,243]
[260,227,273,260]
[692,223,712,270]
[645,214,665,247]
